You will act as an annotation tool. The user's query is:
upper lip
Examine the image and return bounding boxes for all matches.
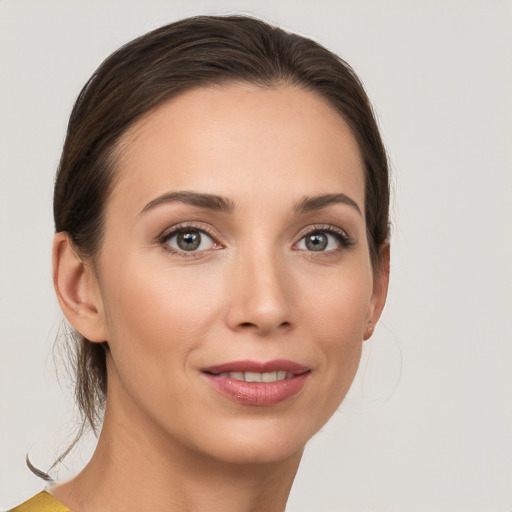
[202,359,310,375]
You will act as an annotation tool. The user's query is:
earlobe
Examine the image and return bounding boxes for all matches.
[364,242,390,340]
[52,232,107,342]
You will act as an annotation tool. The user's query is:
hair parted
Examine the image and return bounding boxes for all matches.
[51,14,389,469]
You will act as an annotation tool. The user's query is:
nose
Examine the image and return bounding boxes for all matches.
[224,248,293,336]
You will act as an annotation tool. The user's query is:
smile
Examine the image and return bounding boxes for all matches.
[202,360,311,406]
[215,371,293,382]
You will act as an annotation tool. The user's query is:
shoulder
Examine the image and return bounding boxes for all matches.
[6,491,69,512]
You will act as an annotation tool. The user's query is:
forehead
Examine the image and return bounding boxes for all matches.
[110,83,365,216]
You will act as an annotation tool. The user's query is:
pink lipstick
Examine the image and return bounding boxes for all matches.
[202,360,311,406]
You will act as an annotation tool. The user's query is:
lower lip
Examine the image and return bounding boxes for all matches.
[203,372,310,406]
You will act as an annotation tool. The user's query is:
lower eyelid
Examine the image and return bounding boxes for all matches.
[297,235,343,251]
[157,223,353,255]
[296,226,352,248]
[168,231,215,250]
[157,224,223,256]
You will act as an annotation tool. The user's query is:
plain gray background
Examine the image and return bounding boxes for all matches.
[1,1,511,510]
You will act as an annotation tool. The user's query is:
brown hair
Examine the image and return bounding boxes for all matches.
[51,14,389,470]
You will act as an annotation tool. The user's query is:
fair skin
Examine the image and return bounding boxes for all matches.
[51,84,389,512]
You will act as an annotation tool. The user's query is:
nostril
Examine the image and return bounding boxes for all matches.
[238,320,290,331]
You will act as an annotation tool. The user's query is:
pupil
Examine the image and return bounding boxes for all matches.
[306,233,327,251]
[178,231,201,251]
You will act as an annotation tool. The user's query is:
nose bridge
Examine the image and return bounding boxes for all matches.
[225,239,292,335]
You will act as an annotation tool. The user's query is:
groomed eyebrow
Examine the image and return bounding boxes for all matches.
[139,191,235,215]
[295,193,362,216]
[139,190,361,217]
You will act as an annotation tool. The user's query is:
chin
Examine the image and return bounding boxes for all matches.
[204,437,306,466]
[181,415,318,466]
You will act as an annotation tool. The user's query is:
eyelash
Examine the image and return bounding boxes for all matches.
[296,224,354,253]
[158,223,221,259]
[157,222,354,258]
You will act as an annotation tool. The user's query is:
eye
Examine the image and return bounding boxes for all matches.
[295,227,352,253]
[164,227,216,253]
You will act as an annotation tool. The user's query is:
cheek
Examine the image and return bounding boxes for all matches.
[99,254,224,358]
[300,263,373,409]
[97,256,226,424]
[303,262,373,342]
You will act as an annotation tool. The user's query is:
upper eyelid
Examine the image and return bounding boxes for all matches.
[293,224,355,253]
[159,222,220,242]
[294,223,350,240]
[157,222,352,248]
[158,224,221,258]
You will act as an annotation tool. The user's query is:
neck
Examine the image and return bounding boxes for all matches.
[50,371,303,512]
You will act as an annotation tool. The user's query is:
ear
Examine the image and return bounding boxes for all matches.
[364,242,390,340]
[52,232,107,342]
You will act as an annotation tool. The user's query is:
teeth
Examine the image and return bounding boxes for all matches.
[219,371,291,382]
[261,371,277,382]
[244,371,261,382]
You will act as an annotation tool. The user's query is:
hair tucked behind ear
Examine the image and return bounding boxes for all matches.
[46,14,389,476]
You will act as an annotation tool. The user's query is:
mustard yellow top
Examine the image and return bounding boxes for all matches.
[6,491,69,512]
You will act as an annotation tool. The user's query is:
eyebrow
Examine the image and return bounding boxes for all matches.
[139,190,361,217]
[139,191,236,215]
[295,193,362,216]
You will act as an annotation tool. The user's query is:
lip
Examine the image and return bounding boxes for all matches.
[203,359,310,375]
[202,359,311,406]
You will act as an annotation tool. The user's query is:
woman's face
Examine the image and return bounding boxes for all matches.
[90,84,387,464]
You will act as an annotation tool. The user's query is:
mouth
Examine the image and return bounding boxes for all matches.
[210,370,296,382]
[201,360,311,406]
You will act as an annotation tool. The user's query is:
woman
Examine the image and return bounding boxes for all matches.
[10,14,389,512]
